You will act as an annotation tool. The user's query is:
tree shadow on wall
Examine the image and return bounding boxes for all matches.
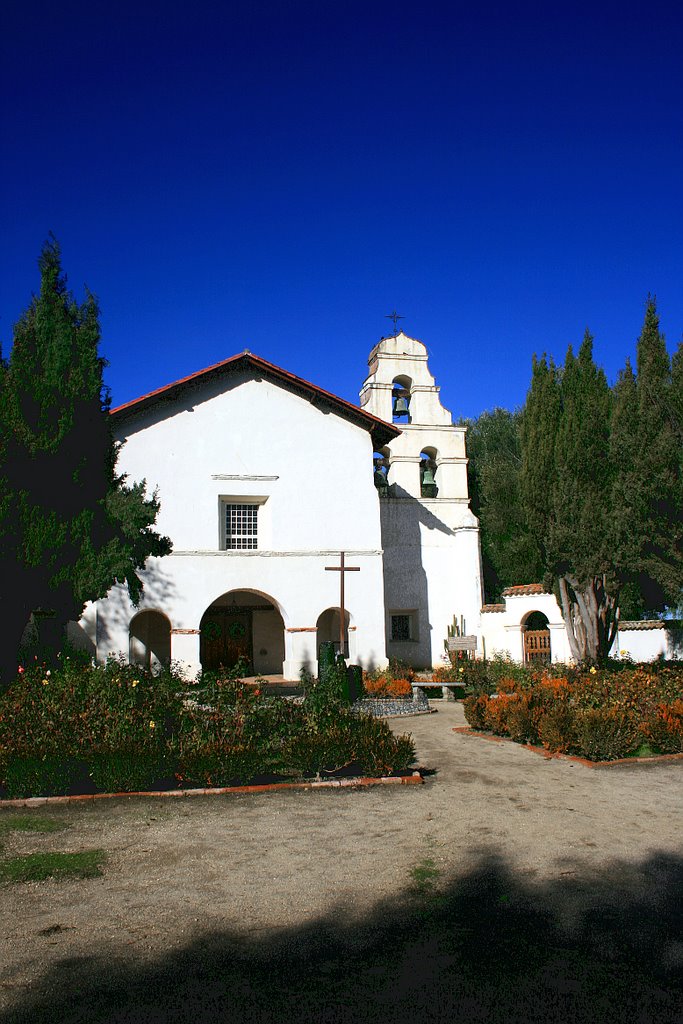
[94,559,179,661]
[6,849,683,1024]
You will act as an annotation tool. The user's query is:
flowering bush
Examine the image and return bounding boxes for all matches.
[462,665,683,761]
[0,657,417,796]
[362,658,414,699]
[642,699,683,753]
[363,675,412,698]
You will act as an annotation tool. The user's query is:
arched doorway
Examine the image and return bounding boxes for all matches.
[522,611,551,664]
[129,610,171,671]
[200,590,285,674]
[316,607,350,658]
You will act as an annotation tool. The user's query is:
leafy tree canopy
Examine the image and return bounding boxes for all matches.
[467,300,682,664]
[0,238,171,684]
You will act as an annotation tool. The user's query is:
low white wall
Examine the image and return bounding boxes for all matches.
[616,624,683,662]
[480,593,681,665]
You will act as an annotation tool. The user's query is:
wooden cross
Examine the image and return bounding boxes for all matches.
[324,551,360,655]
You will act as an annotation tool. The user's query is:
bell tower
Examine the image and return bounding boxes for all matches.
[360,330,483,668]
[360,331,469,501]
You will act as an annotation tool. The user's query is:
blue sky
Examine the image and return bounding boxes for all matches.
[1,0,681,420]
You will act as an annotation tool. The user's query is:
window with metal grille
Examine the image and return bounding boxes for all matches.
[391,614,412,641]
[224,504,258,549]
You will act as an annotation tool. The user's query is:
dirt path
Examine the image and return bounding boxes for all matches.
[1,703,682,1023]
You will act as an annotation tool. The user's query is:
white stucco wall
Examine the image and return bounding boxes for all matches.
[88,370,390,678]
[480,592,681,664]
[480,592,573,664]
[616,624,682,662]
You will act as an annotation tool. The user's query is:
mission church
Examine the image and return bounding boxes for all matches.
[77,330,674,676]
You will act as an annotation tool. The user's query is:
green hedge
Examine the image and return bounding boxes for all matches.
[0,658,416,797]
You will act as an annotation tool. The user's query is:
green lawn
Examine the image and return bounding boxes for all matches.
[0,849,106,883]
[0,813,68,835]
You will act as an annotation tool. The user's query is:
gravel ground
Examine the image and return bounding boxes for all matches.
[1,701,682,1024]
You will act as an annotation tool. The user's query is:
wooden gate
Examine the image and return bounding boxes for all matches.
[524,629,551,665]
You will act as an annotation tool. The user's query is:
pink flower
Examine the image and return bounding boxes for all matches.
[17,666,24,674]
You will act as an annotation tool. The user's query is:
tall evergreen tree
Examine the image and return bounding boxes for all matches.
[546,333,618,663]
[610,299,682,615]
[518,309,682,664]
[0,239,171,685]
[465,408,543,600]
[519,353,561,570]
[610,358,645,619]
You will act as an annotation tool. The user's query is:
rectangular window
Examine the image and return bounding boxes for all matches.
[391,614,412,642]
[224,503,259,550]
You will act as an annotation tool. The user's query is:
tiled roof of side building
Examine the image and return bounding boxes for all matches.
[500,583,550,597]
[481,603,506,613]
[109,351,402,450]
[618,620,669,631]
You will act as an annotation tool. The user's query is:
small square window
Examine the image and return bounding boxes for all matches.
[224,503,259,550]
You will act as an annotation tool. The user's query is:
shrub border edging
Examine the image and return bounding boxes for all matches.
[0,771,424,808]
[453,727,683,767]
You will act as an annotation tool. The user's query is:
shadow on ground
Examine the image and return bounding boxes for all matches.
[5,849,683,1024]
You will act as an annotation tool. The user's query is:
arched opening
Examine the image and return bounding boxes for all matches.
[373,447,390,496]
[522,610,551,664]
[316,607,350,658]
[129,610,171,671]
[420,447,439,498]
[392,376,412,422]
[200,590,285,675]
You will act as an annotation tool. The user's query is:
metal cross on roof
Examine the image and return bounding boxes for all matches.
[385,311,404,334]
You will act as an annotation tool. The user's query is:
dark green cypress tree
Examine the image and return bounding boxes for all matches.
[517,309,682,665]
[547,332,617,663]
[520,353,561,573]
[619,299,682,613]
[465,407,543,600]
[0,239,170,685]
[610,359,645,619]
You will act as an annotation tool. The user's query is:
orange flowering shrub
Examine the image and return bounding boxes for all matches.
[495,676,520,694]
[388,678,413,698]
[504,691,536,743]
[480,694,510,735]
[362,675,391,698]
[642,699,683,753]
[363,675,412,698]
[536,701,576,753]
[463,694,489,730]
[462,665,683,760]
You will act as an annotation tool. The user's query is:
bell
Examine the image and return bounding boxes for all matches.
[392,395,410,416]
[374,469,389,494]
[421,467,437,497]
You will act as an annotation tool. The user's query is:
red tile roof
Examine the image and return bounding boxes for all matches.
[618,620,668,631]
[501,583,550,597]
[481,603,506,613]
[110,351,401,449]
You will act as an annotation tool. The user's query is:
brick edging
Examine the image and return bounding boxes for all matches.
[0,772,424,808]
[453,727,683,768]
